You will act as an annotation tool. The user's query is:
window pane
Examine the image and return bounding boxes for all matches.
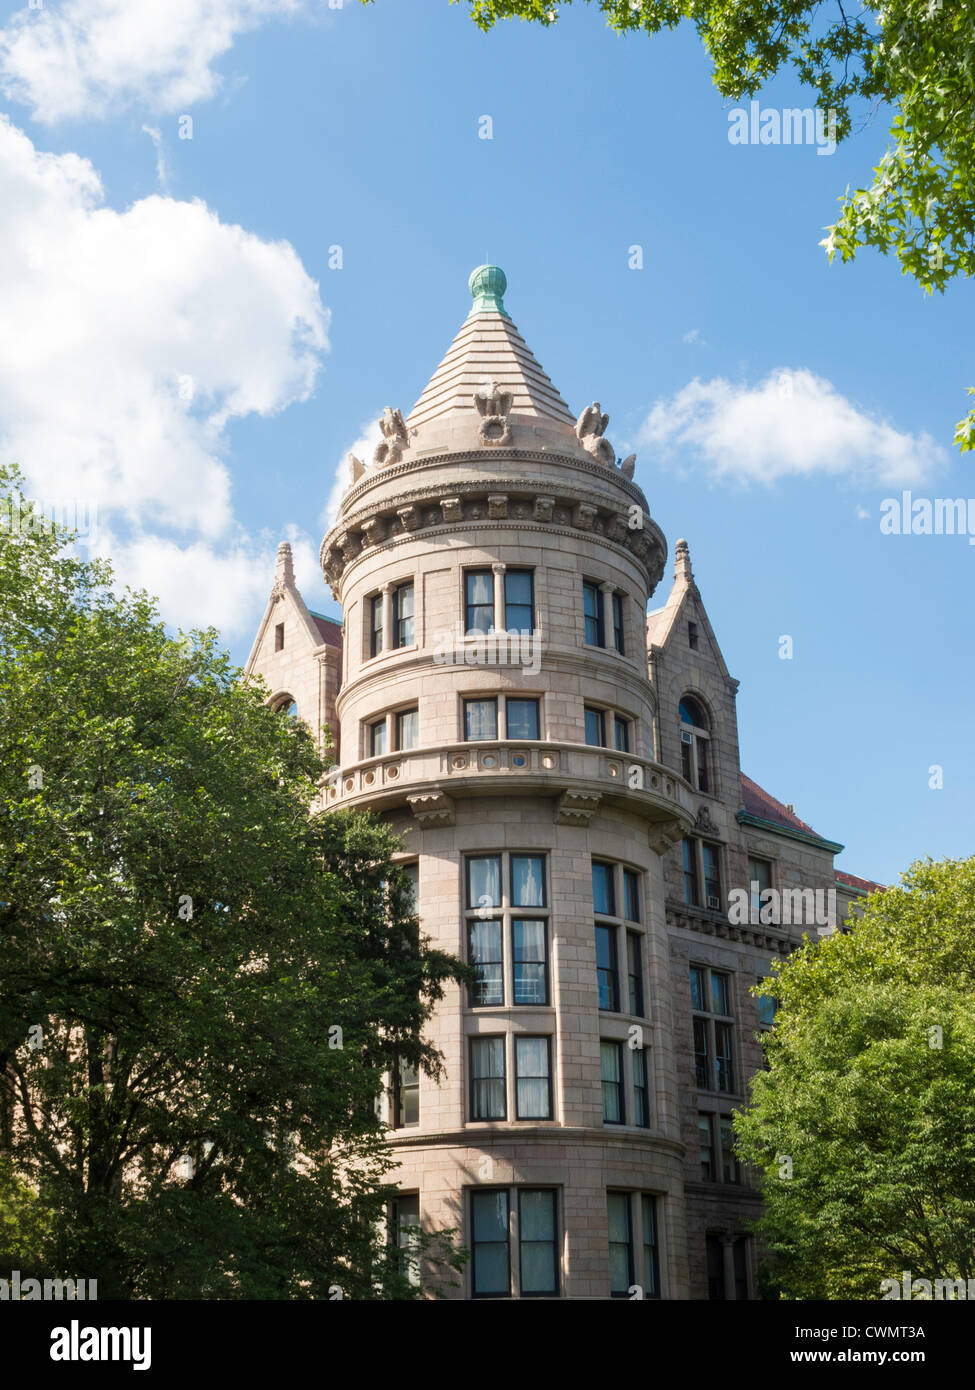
[682,839,699,906]
[607,1192,632,1295]
[467,856,501,908]
[400,862,418,914]
[696,736,709,792]
[370,594,383,657]
[471,1190,509,1296]
[694,1017,710,1089]
[614,716,629,752]
[394,583,414,647]
[469,920,503,1006]
[757,989,777,1027]
[504,571,534,635]
[612,592,625,654]
[633,1047,649,1128]
[711,971,729,1016]
[466,571,494,634]
[584,707,604,746]
[506,698,539,741]
[511,855,545,907]
[699,1114,714,1181]
[519,1190,557,1295]
[397,1059,419,1127]
[464,698,498,741]
[513,920,547,1005]
[595,926,618,1012]
[690,966,706,1012]
[641,1195,660,1298]
[703,843,721,901]
[470,1038,506,1120]
[720,1116,738,1182]
[715,1023,734,1094]
[592,861,615,916]
[515,1037,551,1120]
[600,1041,623,1123]
[627,933,643,1016]
[396,708,418,750]
[679,696,707,729]
[370,720,387,756]
[623,869,640,922]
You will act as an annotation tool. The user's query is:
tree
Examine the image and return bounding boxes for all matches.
[735,856,975,1299]
[0,465,467,1298]
[446,0,975,450]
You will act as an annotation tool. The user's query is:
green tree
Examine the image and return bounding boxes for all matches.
[0,465,467,1299]
[736,856,975,1299]
[445,0,975,449]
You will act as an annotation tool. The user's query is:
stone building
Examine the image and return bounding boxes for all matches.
[244,265,882,1300]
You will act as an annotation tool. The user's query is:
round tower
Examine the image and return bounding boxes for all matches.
[321,266,697,1299]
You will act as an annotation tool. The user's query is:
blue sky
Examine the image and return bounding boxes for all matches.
[0,0,971,885]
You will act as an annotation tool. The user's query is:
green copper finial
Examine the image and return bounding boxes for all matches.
[468,264,510,318]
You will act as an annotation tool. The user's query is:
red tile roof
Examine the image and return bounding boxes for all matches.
[310,613,343,648]
[740,772,821,837]
[835,869,886,894]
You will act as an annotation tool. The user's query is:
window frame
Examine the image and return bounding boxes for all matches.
[503,568,535,636]
[600,1040,625,1125]
[514,1036,553,1121]
[690,964,736,1094]
[582,580,605,647]
[469,1035,507,1121]
[392,581,414,649]
[465,569,495,636]
[465,853,550,1010]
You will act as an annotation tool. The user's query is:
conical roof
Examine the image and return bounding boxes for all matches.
[406,265,575,431]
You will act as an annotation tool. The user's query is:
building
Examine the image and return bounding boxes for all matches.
[244,265,882,1299]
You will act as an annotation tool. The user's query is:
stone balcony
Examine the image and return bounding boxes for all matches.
[320,739,696,846]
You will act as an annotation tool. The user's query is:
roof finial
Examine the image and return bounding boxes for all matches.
[275,540,295,587]
[675,537,693,584]
[468,264,510,318]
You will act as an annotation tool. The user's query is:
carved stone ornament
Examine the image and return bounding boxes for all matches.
[695,805,717,834]
[373,407,410,468]
[407,790,455,827]
[555,789,602,826]
[619,453,636,479]
[576,401,616,468]
[474,378,513,445]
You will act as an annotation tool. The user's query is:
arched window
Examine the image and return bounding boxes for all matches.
[679,695,710,792]
[273,695,298,719]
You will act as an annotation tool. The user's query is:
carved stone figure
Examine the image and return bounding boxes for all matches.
[474,378,513,445]
[576,400,616,466]
[373,407,410,467]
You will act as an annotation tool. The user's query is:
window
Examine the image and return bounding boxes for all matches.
[518,1190,558,1296]
[471,1190,509,1297]
[465,570,494,635]
[623,868,640,922]
[392,582,414,648]
[756,977,777,1029]
[719,1115,739,1183]
[396,708,418,751]
[274,622,284,651]
[626,933,644,1017]
[515,1037,551,1120]
[469,920,503,1006]
[592,861,615,916]
[464,697,498,741]
[584,706,605,746]
[389,1193,420,1288]
[641,1196,660,1298]
[583,581,604,646]
[369,593,383,657]
[506,698,539,741]
[504,570,534,635]
[703,843,722,908]
[466,853,549,1008]
[700,1115,740,1182]
[369,718,387,757]
[633,1046,650,1128]
[392,1057,419,1128]
[600,1040,624,1124]
[614,715,630,752]
[690,966,735,1093]
[678,695,711,792]
[607,1192,633,1297]
[682,838,700,906]
[707,1234,750,1300]
[399,861,419,914]
[748,856,774,920]
[274,696,298,718]
[612,592,625,654]
[595,926,619,1012]
[470,1037,506,1120]
[471,1189,559,1298]
[688,620,699,650]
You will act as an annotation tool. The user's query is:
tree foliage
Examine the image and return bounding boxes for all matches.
[736,856,975,1299]
[448,0,975,449]
[0,465,467,1298]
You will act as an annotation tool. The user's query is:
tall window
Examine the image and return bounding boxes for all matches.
[515,1037,551,1120]
[612,592,625,654]
[465,570,494,634]
[470,1037,506,1120]
[702,843,722,908]
[465,853,549,1007]
[464,697,498,740]
[600,1041,624,1124]
[369,718,387,757]
[504,570,534,634]
[633,1047,650,1128]
[678,695,710,792]
[608,1192,661,1299]
[582,581,604,646]
[391,1057,419,1128]
[690,965,735,1093]
[388,1193,421,1288]
[614,715,630,752]
[699,1114,739,1184]
[395,708,418,751]
[682,838,700,906]
[471,1189,559,1298]
[584,706,605,746]
[641,1196,660,1298]
[707,1234,749,1300]
[748,856,774,920]
[369,593,384,657]
[626,933,644,1017]
[464,695,540,741]
[595,926,619,1011]
[756,975,778,1029]
[594,860,645,1017]
[607,1192,633,1296]
[274,622,284,651]
[682,839,722,910]
[392,582,414,648]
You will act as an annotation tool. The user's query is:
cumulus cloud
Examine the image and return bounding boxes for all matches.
[0,0,308,123]
[0,115,328,634]
[639,368,945,487]
[321,416,384,530]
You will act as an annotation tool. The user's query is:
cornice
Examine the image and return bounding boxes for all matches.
[736,810,843,854]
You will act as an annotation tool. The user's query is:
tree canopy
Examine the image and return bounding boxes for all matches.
[447,0,975,450]
[0,465,465,1298]
[736,856,975,1299]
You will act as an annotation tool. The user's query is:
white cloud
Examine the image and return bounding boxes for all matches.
[0,115,328,635]
[141,123,171,189]
[0,0,308,123]
[321,416,384,530]
[639,368,945,487]
[682,328,705,346]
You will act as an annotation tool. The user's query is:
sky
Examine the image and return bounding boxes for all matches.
[0,0,971,886]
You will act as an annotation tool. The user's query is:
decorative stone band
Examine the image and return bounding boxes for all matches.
[321,471,665,596]
[665,902,805,955]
